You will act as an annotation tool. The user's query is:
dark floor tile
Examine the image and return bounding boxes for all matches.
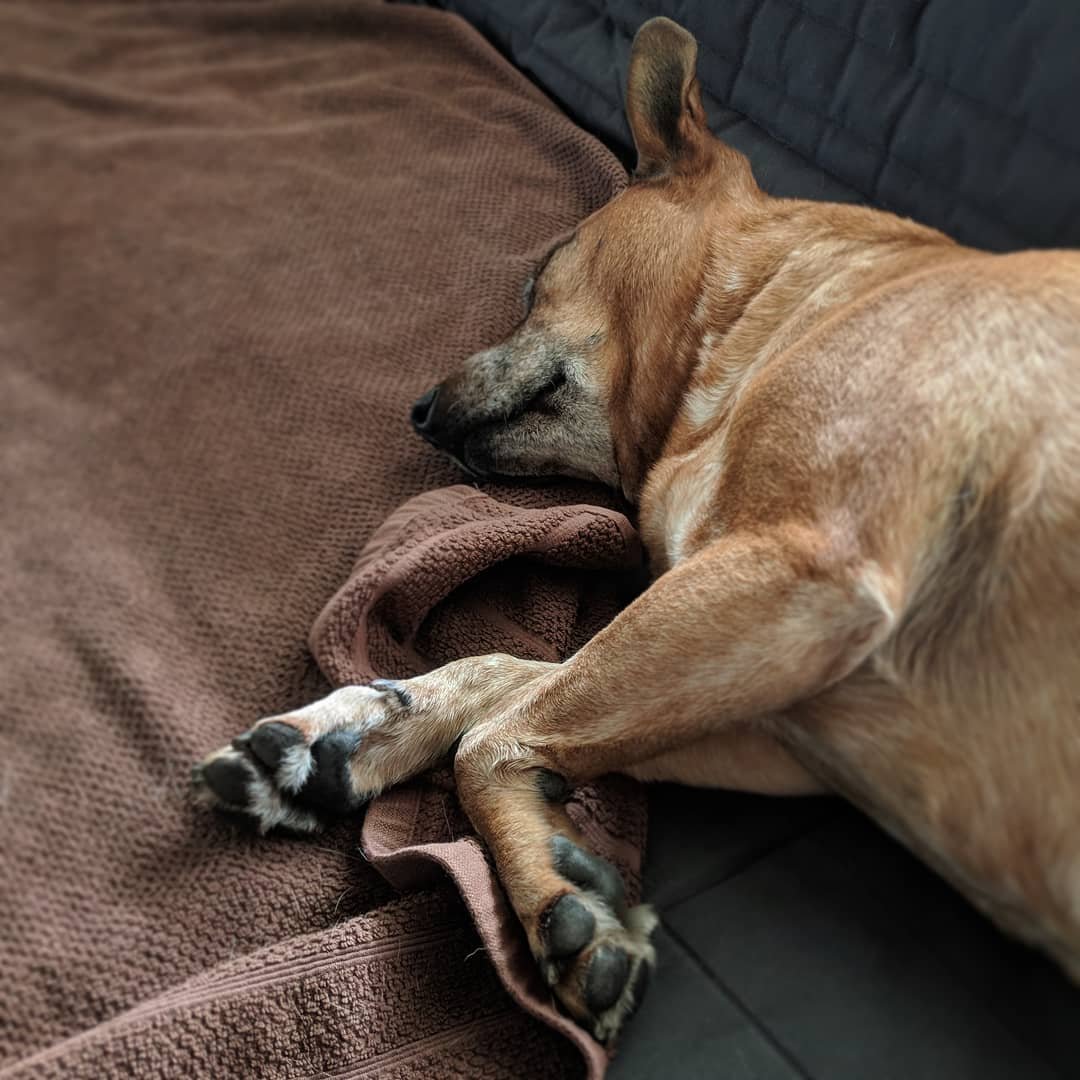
[663,819,1068,1080]
[642,785,840,912]
[610,924,806,1080]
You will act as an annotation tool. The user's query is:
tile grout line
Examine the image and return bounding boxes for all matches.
[660,916,815,1080]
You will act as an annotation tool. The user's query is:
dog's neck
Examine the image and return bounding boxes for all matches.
[608,197,953,502]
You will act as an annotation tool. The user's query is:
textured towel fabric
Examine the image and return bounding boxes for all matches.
[310,485,644,684]
[0,1,635,1076]
[313,486,648,1080]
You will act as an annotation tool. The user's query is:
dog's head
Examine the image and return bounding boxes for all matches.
[411,18,759,497]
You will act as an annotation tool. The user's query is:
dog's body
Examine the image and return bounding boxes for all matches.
[194,18,1080,1044]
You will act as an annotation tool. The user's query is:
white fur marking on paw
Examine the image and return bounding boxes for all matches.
[589,902,658,1044]
[275,740,315,794]
[245,769,320,834]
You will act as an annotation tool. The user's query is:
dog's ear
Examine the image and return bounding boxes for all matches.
[626,18,709,179]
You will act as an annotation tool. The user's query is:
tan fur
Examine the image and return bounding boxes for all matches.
[198,17,1080,1038]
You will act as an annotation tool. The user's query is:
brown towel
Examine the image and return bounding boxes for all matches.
[311,485,647,1079]
[311,485,643,682]
[0,0,639,1077]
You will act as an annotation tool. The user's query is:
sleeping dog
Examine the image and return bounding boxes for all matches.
[194,17,1080,1043]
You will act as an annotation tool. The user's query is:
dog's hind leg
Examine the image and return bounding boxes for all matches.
[624,728,825,793]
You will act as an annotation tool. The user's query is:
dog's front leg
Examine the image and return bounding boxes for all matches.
[194,526,896,1040]
[448,528,898,1040]
[192,654,556,833]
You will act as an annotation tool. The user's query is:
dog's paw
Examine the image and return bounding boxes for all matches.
[191,685,388,832]
[536,835,656,1043]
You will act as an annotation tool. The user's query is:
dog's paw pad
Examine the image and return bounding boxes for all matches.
[291,729,362,815]
[239,721,305,773]
[552,833,626,914]
[542,893,597,957]
[197,751,254,807]
[537,835,657,1044]
[193,719,365,833]
[584,944,631,1013]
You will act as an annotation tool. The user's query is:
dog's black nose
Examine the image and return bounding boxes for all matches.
[410,385,440,434]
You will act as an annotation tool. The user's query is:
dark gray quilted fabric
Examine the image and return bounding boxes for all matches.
[423,0,1080,252]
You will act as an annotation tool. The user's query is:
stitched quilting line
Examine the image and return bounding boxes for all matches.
[565,0,1015,235]
[867,74,917,203]
[865,2,921,201]
[483,0,866,215]
[819,0,867,167]
[475,2,623,126]
[724,0,766,104]
[598,0,1031,241]
[786,0,1080,160]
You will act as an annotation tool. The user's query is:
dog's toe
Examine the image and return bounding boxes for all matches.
[543,893,597,958]
[244,721,304,772]
[198,751,255,807]
[291,729,363,815]
[534,835,657,1045]
[584,944,631,1013]
[552,833,626,915]
[193,719,363,833]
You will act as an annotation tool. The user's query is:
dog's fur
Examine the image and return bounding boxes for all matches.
[194,18,1080,1044]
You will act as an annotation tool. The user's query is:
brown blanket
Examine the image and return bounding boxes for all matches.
[0,2,636,1076]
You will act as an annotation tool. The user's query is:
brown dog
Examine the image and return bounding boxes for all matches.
[193,17,1080,1043]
